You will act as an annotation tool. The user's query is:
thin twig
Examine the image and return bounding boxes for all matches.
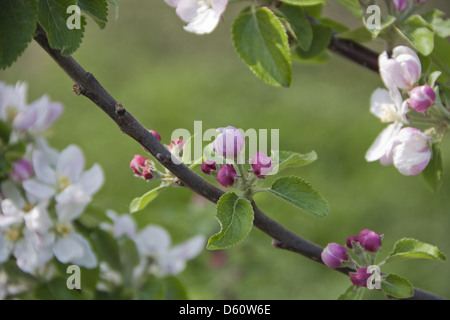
[33,24,443,300]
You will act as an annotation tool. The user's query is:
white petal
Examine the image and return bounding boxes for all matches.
[113,214,137,239]
[212,0,228,15]
[1,181,25,208]
[165,0,180,8]
[24,202,53,234]
[176,0,199,23]
[0,199,24,227]
[184,7,221,34]
[53,234,84,264]
[370,88,394,120]
[56,145,85,183]
[66,233,97,268]
[77,164,104,196]
[134,225,171,256]
[55,190,90,223]
[365,122,402,162]
[33,150,57,185]
[169,235,205,261]
[23,179,56,200]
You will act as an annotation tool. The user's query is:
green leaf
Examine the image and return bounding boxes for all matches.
[120,238,140,287]
[422,141,443,192]
[78,0,108,29]
[294,24,332,59]
[5,140,26,162]
[38,0,86,55]
[77,205,110,229]
[317,17,350,33]
[232,7,292,87]
[431,34,450,79]
[384,238,446,264]
[268,176,328,218]
[396,15,434,56]
[272,150,317,173]
[129,185,166,213]
[280,0,327,6]
[381,274,414,299]
[0,0,39,69]
[106,0,119,20]
[278,4,313,51]
[335,0,362,18]
[0,120,12,144]
[337,26,374,44]
[34,277,86,300]
[207,192,254,250]
[338,285,364,300]
[292,49,330,64]
[422,9,450,38]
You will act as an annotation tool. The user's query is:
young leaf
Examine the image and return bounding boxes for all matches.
[422,9,450,38]
[280,0,327,6]
[232,7,292,87]
[38,0,86,55]
[78,0,108,29]
[384,238,446,264]
[0,0,39,70]
[0,120,12,144]
[207,192,254,250]
[294,24,332,59]
[335,0,362,18]
[396,15,434,56]
[381,274,414,299]
[338,285,364,300]
[272,150,317,173]
[267,176,328,218]
[431,34,450,79]
[278,4,313,51]
[337,26,374,44]
[129,185,166,213]
[422,141,443,192]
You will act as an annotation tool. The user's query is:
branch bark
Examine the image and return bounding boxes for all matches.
[33,24,443,300]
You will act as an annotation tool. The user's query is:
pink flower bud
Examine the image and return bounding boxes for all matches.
[391,0,408,11]
[379,46,421,90]
[149,130,161,142]
[216,164,237,187]
[415,0,427,3]
[250,152,273,178]
[346,236,359,249]
[170,139,185,150]
[213,126,245,159]
[350,268,372,287]
[9,158,33,182]
[130,155,155,181]
[321,243,349,269]
[392,127,431,176]
[408,84,435,113]
[201,160,217,175]
[358,229,382,252]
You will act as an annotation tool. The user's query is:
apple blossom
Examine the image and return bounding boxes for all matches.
[130,154,156,181]
[9,158,33,182]
[392,127,432,176]
[391,0,408,11]
[166,0,228,35]
[350,267,372,287]
[408,84,436,113]
[250,152,273,178]
[201,159,217,175]
[216,164,237,187]
[213,126,245,159]
[358,229,382,252]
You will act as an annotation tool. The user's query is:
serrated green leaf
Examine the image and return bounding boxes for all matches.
[129,185,165,213]
[335,0,362,18]
[106,0,119,20]
[278,4,313,51]
[381,274,414,299]
[422,141,443,192]
[38,0,86,55]
[337,26,374,44]
[272,150,317,174]
[0,0,39,70]
[281,0,327,6]
[232,7,292,87]
[422,9,450,38]
[384,238,446,264]
[268,176,328,218]
[396,15,434,56]
[294,24,332,59]
[207,192,254,250]
[78,0,108,29]
[338,285,364,300]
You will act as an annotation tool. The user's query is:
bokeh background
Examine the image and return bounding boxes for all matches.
[1,0,449,299]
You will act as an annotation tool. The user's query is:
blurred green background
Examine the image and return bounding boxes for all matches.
[1,0,450,300]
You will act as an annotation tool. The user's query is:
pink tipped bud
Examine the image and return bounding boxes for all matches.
[213,126,245,159]
[358,229,382,252]
[201,160,217,175]
[170,139,185,150]
[250,152,273,178]
[391,0,408,11]
[408,84,435,113]
[321,243,349,269]
[346,236,359,249]
[148,130,161,142]
[130,155,155,181]
[9,158,33,182]
[415,0,427,4]
[350,268,372,287]
[217,164,237,187]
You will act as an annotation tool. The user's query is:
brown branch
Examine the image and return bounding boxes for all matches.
[33,24,443,300]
